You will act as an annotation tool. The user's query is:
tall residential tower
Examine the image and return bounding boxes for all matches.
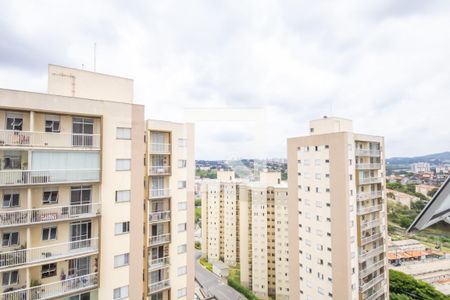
[288,117,388,300]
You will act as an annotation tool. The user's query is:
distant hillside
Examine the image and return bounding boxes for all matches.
[387,152,450,165]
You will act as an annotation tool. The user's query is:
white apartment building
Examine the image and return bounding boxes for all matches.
[411,162,431,173]
[0,65,194,300]
[287,117,388,300]
[202,171,290,300]
[145,120,195,300]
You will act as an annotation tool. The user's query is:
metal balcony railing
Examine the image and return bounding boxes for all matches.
[357,204,383,215]
[359,245,385,262]
[0,203,101,228]
[356,163,382,170]
[359,260,385,278]
[149,211,171,223]
[149,189,170,199]
[0,238,99,269]
[148,256,170,271]
[149,166,171,175]
[0,169,100,187]
[1,272,98,300]
[355,149,381,157]
[148,279,170,294]
[357,191,383,201]
[0,130,100,149]
[149,233,171,246]
[360,233,383,246]
[150,143,171,154]
[358,177,383,185]
[360,273,385,292]
[360,219,381,231]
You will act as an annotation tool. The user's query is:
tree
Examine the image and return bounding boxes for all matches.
[389,269,450,300]
[428,188,439,198]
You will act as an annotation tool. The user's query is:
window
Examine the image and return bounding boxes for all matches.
[177,244,187,254]
[6,113,23,131]
[116,159,131,171]
[178,202,187,211]
[41,263,57,278]
[3,151,21,169]
[178,160,187,168]
[116,190,130,203]
[177,288,187,298]
[69,293,91,300]
[43,189,58,204]
[2,192,19,208]
[178,223,187,232]
[113,286,129,299]
[177,266,187,276]
[72,117,94,146]
[177,181,187,189]
[115,222,130,235]
[2,270,18,286]
[42,226,57,240]
[2,232,19,247]
[45,115,60,133]
[178,138,187,147]
[116,127,131,140]
[114,253,129,268]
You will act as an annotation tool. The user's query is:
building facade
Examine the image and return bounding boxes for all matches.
[145,120,195,300]
[201,171,289,300]
[0,65,194,300]
[287,117,388,300]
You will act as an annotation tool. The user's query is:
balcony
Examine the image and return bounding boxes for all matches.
[1,272,98,300]
[149,166,171,176]
[149,189,170,199]
[0,238,99,270]
[360,219,381,231]
[359,245,385,262]
[360,273,385,292]
[0,203,101,228]
[149,211,171,223]
[358,177,383,185]
[359,260,385,278]
[150,143,171,154]
[360,233,383,245]
[0,169,100,187]
[149,233,171,246]
[0,130,100,149]
[357,204,382,215]
[148,279,170,294]
[356,163,381,170]
[355,149,380,157]
[148,257,170,271]
[357,191,383,201]
[365,285,386,300]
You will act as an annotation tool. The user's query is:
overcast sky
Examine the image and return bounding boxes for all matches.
[1,1,449,160]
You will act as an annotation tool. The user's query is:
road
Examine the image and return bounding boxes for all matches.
[195,251,245,300]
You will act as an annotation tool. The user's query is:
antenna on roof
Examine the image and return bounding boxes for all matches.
[93,42,97,72]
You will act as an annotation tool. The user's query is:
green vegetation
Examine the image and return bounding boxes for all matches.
[387,182,428,200]
[388,200,422,229]
[195,207,201,225]
[428,187,439,197]
[196,168,217,179]
[227,265,262,300]
[199,258,212,272]
[195,241,201,250]
[195,198,201,207]
[389,269,450,300]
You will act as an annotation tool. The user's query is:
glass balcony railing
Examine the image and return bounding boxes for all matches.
[358,177,383,185]
[149,233,171,246]
[148,256,170,271]
[356,163,382,170]
[0,238,99,269]
[355,149,381,157]
[149,189,170,199]
[149,211,171,223]
[149,166,171,175]
[359,245,385,262]
[0,203,101,228]
[1,273,98,300]
[149,143,171,154]
[0,169,100,187]
[360,233,383,246]
[148,279,170,294]
[357,191,383,201]
[357,204,383,215]
[0,130,100,149]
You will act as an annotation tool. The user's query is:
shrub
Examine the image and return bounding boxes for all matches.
[227,277,260,300]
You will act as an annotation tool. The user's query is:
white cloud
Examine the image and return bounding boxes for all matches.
[0,0,449,159]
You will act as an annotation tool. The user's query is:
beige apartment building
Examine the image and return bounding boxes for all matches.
[145,120,195,300]
[287,117,388,300]
[201,171,289,300]
[0,65,194,300]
